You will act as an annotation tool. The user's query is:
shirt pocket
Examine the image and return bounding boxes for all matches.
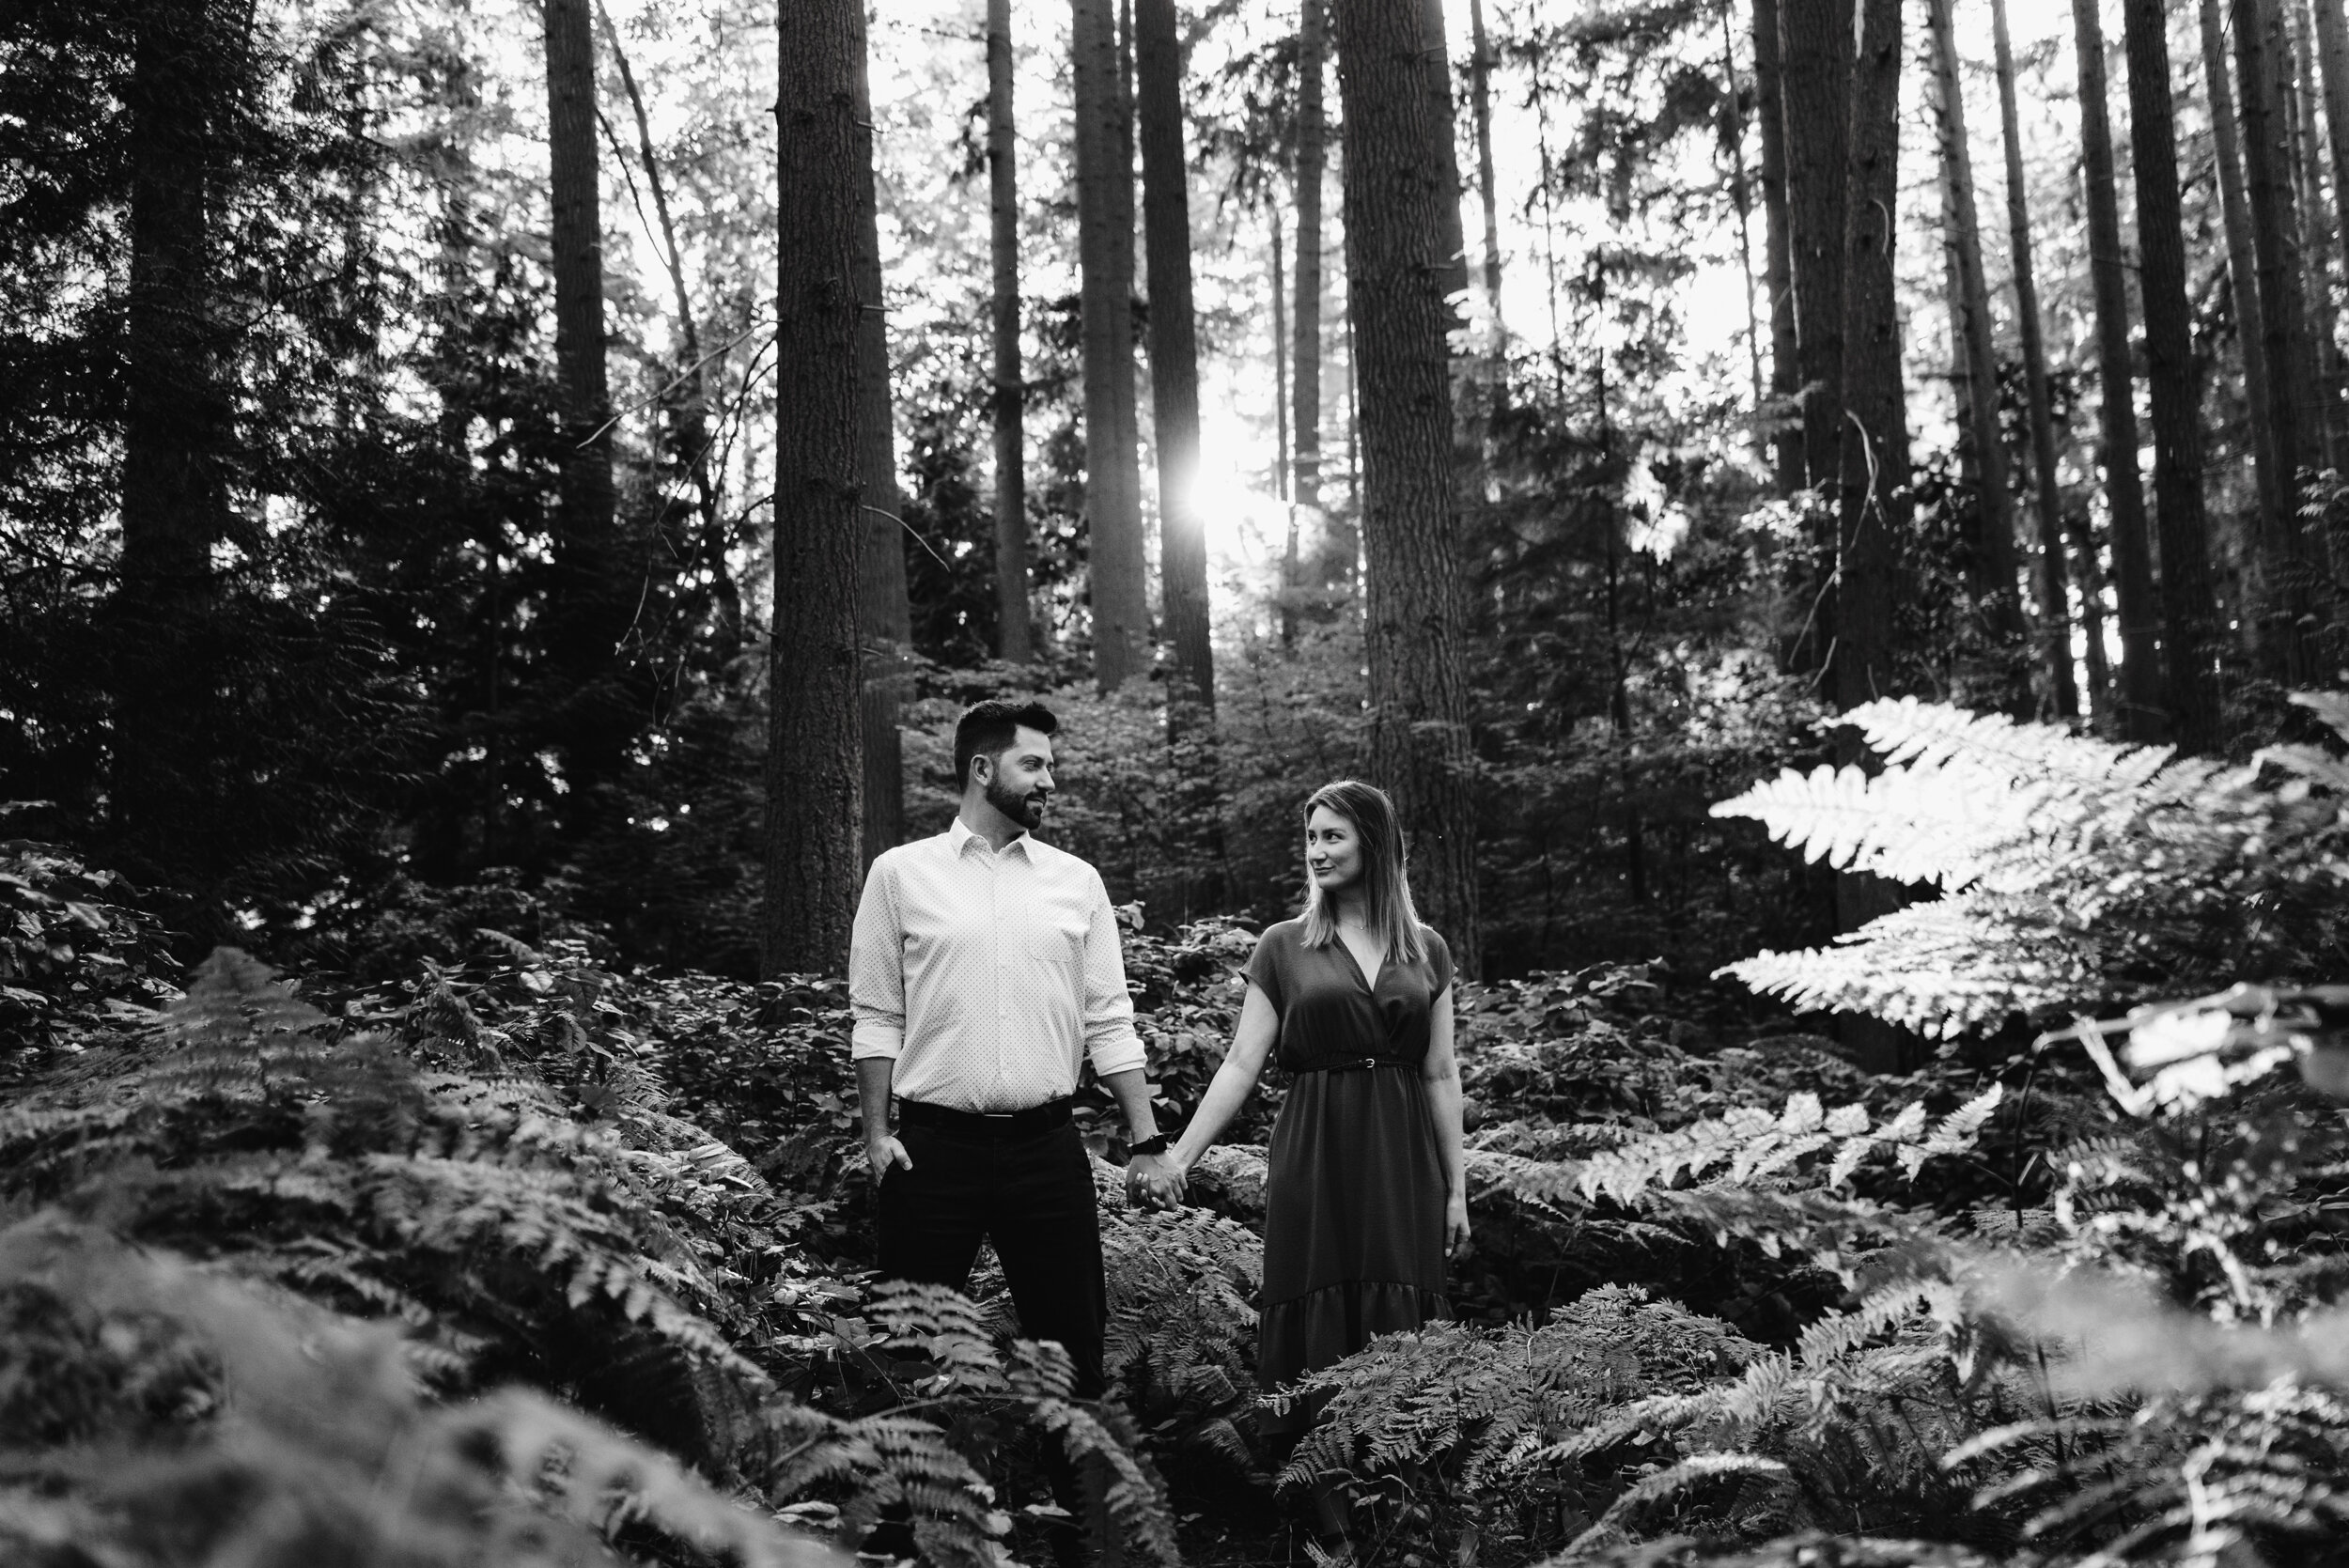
[1026,920,1084,977]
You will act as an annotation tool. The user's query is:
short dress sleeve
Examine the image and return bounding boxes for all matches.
[1244,925,1287,1014]
[1424,928,1454,1000]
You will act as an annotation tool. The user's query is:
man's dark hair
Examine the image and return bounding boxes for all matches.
[955,699,1059,787]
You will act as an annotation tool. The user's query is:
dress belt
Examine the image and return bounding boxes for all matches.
[895,1095,1073,1138]
[1298,1057,1408,1074]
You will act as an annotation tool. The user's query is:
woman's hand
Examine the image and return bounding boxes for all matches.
[1443,1191,1471,1258]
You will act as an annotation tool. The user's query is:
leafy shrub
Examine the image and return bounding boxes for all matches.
[0,836,176,1067]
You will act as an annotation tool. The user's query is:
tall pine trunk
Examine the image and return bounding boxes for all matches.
[1779,0,1854,495]
[1991,0,2079,720]
[988,0,1033,663]
[765,0,865,975]
[2073,0,2166,739]
[2236,0,2324,680]
[1294,0,1326,520]
[116,0,231,890]
[1335,0,1482,975]
[2203,0,2288,638]
[1835,0,1913,1071]
[1752,0,1804,498]
[1072,0,1148,689]
[2291,0,2344,466]
[851,35,910,868]
[1925,0,2031,686]
[543,0,624,801]
[2124,0,2225,750]
[1136,0,1213,715]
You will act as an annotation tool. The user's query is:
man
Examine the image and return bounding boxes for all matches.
[849,697,1185,1412]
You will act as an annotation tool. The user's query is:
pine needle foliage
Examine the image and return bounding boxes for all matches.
[1711,695,2349,1037]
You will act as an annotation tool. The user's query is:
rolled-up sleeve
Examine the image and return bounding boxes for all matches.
[848,854,906,1061]
[1080,870,1146,1078]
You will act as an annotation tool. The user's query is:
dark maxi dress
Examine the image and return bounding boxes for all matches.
[1245,918,1454,1449]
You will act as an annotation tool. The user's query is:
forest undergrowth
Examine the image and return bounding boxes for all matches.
[11,699,2349,1566]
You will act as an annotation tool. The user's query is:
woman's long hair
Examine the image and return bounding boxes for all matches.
[1298,779,1428,966]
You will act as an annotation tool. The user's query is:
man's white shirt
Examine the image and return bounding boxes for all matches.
[848,816,1146,1111]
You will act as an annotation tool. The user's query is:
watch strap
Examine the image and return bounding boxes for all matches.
[1128,1133,1173,1157]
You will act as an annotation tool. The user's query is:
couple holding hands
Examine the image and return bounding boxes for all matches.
[849,697,1468,1558]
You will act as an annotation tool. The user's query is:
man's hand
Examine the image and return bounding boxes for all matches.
[1126,1152,1185,1211]
[866,1132,912,1183]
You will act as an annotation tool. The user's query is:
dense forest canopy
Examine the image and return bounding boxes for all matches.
[17,0,2349,1563]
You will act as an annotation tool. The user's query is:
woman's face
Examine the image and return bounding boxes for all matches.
[1305,805,1365,895]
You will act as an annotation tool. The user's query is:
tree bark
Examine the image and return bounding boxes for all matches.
[765,0,865,975]
[851,31,910,870]
[1751,0,1804,498]
[1721,0,1769,465]
[543,0,625,798]
[1136,0,1213,715]
[2234,0,2323,680]
[1835,0,1905,721]
[2124,0,2225,751]
[1835,0,1913,1071]
[2202,0,2288,635]
[1295,0,1326,520]
[1072,0,1148,689]
[1778,0,1854,495]
[1274,207,1298,646]
[988,0,1033,663]
[2291,0,2343,466]
[2073,0,2165,739]
[1925,0,2032,681]
[1334,0,1481,975]
[116,0,231,886]
[1990,0,2080,721]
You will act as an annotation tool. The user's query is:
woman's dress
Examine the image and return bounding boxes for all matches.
[1245,918,1453,1449]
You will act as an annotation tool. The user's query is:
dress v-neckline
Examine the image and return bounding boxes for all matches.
[1334,930,1384,992]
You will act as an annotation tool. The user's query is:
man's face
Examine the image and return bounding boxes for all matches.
[978,725,1055,830]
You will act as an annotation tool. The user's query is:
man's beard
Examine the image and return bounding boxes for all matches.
[986,775,1048,830]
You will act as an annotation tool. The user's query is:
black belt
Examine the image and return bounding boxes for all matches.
[895,1096,1073,1138]
[1299,1057,1408,1074]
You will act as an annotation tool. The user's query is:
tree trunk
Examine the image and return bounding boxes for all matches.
[2291,0,2343,467]
[765,0,866,976]
[1778,0,1854,495]
[1925,0,2032,684]
[543,0,624,799]
[1418,0,1471,310]
[851,32,910,870]
[2073,0,2165,739]
[2315,0,2349,245]
[1295,0,1326,519]
[1274,207,1298,647]
[2202,0,2288,644]
[1835,0,1906,720]
[988,0,1033,663]
[1835,0,1913,1071]
[1751,0,1804,498]
[2124,0,2226,751]
[2235,0,2323,680]
[1467,0,1505,345]
[1072,0,1148,689]
[1990,0,2080,721]
[1136,0,1213,715]
[1334,0,1482,975]
[116,0,230,889]
[1721,0,1769,464]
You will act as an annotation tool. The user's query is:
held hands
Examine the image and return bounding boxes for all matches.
[1126,1152,1187,1211]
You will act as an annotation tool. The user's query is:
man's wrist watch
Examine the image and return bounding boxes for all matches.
[1128,1133,1172,1157]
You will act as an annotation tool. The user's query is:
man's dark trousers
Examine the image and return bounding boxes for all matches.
[876,1116,1108,1398]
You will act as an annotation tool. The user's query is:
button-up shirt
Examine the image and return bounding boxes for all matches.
[849,816,1147,1111]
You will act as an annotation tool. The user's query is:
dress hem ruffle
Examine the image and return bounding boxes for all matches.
[1257,1279,1450,1440]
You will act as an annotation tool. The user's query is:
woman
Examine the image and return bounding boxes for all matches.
[1148,779,1469,1549]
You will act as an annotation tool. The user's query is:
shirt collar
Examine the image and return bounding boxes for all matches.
[949,815,1034,860]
